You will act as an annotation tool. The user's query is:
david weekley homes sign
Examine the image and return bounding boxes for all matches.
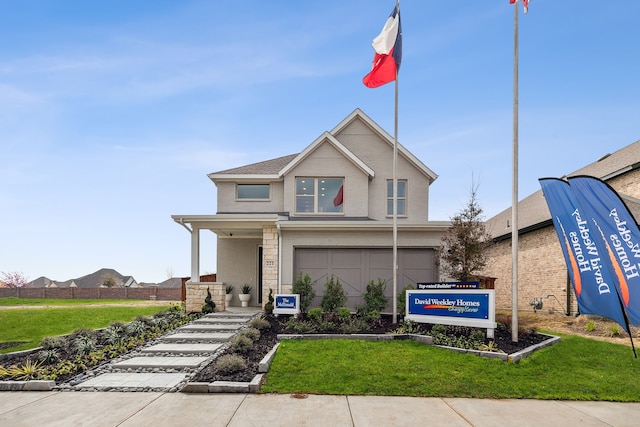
[405,286,497,338]
[273,294,300,315]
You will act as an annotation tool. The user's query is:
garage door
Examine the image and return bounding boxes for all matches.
[294,248,436,312]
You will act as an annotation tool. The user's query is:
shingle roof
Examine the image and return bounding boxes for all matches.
[487,139,640,239]
[209,154,298,176]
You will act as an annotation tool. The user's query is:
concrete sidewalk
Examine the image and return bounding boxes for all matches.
[1,392,639,427]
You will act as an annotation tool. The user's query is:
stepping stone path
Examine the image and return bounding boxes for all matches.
[63,311,259,392]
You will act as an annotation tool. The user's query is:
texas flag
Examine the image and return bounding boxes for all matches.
[510,0,530,13]
[363,3,402,88]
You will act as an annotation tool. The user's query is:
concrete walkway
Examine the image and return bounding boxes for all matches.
[68,308,260,391]
[1,392,639,426]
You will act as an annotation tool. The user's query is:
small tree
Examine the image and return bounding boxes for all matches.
[321,276,347,313]
[362,278,388,313]
[101,274,117,288]
[264,288,274,314]
[202,287,216,313]
[1,271,29,288]
[440,184,492,281]
[292,273,316,314]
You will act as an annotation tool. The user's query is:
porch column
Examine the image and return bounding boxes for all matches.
[262,225,279,306]
[190,227,200,282]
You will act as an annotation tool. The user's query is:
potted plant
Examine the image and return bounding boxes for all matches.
[225,284,233,306]
[238,284,252,307]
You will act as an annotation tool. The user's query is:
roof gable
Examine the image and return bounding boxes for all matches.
[279,131,375,178]
[331,109,438,183]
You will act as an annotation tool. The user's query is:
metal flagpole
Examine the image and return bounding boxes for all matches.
[511,1,519,342]
[392,68,399,324]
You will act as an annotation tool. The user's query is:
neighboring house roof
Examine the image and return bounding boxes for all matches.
[487,139,640,240]
[56,268,131,288]
[0,281,9,288]
[154,277,183,288]
[28,276,56,288]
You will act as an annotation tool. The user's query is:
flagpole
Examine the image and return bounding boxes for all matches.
[392,68,399,324]
[511,1,519,342]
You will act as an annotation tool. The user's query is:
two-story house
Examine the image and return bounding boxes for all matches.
[173,109,450,312]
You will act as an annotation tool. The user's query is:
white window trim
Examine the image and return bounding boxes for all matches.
[236,183,271,201]
[295,177,344,215]
[386,179,408,217]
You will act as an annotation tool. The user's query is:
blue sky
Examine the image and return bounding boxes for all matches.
[1,1,638,284]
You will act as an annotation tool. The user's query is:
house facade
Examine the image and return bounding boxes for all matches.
[173,109,450,312]
[480,140,640,315]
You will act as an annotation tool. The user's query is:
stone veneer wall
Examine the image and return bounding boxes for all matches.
[262,225,279,308]
[185,282,225,313]
[481,168,640,314]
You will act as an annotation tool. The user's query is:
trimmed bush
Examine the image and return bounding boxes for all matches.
[293,273,316,314]
[321,277,347,313]
[229,334,254,353]
[215,354,247,374]
[238,327,261,342]
[363,279,388,313]
[249,317,271,330]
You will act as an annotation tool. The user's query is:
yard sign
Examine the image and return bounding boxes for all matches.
[405,288,496,338]
[273,294,300,315]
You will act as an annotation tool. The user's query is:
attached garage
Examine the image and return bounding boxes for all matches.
[294,248,437,312]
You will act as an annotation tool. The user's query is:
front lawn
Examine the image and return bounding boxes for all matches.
[262,335,640,401]
[0,304,175,353]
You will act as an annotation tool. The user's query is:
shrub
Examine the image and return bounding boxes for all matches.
[337,307,352,323]
[126,320,147,337]
[307,307,323,323]
[393,319,421,334]
[293,273,316,314]
[397,284,416,316]
[202,287,216,314]
[40,335,66,350]
[229,334,254,353]
[73,335,96,356]
[585,321,596,332]
[238,327,261,342]
[215,354,246,375]
[363,278,388,313]
[249,317,271,330]
[38,348,61,365]
[321,277,347,313]
[607,324,621,337]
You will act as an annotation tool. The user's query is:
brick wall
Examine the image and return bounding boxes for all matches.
[480,168,640,314]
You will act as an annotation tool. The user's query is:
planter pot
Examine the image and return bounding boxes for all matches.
[238,293,251,307]
[225,293,233,306]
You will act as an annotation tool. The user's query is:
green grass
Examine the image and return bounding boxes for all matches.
[262,336,640,401]
[0,304,173,353]
[0,297,150,306]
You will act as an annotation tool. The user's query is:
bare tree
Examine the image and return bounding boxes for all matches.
[1,271,29,288]
[101,274,117,288]
[440,184,492,282]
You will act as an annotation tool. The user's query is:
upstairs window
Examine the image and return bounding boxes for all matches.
[387,179,407,216]
[237,184,270,200]
[296,178,343,214]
